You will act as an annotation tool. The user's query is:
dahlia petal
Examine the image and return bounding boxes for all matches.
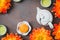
[53,23,60,40]
[29,27,53,40]
[52,0,60,18]
[1,33,22,40]
[0,0,11,14]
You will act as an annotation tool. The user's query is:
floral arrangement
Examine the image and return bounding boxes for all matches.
[0,0,11,14]
[52,0,60,18]
[1,33,22,40]
[52,23,60,40]
[29,27,53,40]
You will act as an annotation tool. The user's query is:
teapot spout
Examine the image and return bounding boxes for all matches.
[36,7,42,14]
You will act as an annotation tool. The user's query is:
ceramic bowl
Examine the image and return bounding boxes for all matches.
[17,21,31,36]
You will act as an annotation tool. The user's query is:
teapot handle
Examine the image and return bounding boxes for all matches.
[48,22,54,29]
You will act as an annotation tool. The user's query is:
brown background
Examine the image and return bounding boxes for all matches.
[0,0,60,40]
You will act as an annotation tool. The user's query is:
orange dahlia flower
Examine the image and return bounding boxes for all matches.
[1,33,22,40]
[53,23,60,40]
[29,27,53,40]
[0,0,11,14]
[52,0,60,18]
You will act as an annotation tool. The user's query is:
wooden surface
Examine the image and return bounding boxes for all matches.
[0,0,60,40]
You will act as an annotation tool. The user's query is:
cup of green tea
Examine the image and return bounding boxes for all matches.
[0,25,7,36]
[13,0,22,2]
[40,0,51,7]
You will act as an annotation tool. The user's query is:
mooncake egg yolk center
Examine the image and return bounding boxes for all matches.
[19,23,29,33]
